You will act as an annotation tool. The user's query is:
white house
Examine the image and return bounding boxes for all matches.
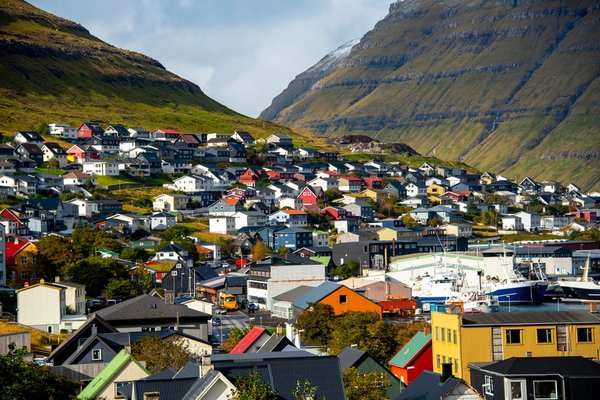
[231,211,268,230]
[149,212,176,231]
[153,194,189,212]
[52,277,86,315]
[514,211,540,232]
[62,171,96,187]
[501,215,524,231]
[209,216,236,235]
[279,197,302,209]
[83,160,119,176]
[308,177,338,192]
[540,215,574,231]
[165,175,211,193]
[68,198,95,217]
[405,182,426,197]
[48,123,77,139]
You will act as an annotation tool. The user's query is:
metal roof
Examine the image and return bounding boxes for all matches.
[292,281,341,310]
[460,310,600,326]
[388,331,432,368]
[469,356,600,377]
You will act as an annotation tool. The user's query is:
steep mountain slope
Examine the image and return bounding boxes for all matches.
[261,0,600,190]
[0,0,303,141]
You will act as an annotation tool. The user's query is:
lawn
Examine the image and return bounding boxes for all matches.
[95,175,139,187]
[34,167,66,176]
[0,321,65,354]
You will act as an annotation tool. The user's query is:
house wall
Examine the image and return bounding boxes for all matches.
[391,344,432,386]
[266,264,326,310]
[17,285,64,333]
[96,361,149,400]
[320,286,382,317]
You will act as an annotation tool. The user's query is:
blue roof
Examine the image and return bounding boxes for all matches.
[292,281,341,311]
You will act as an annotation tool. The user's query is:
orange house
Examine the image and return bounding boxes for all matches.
[293,281,382,318]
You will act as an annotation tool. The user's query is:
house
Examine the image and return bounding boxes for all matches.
[469,356,600,400]
[149,212,176,231]
[266,133,293,147]
[14,143,43,166]
[406,182,427,197]
[269,209,308,227]
[397,369,482,400]
[67,144,100,164]
[431,310,600,383]
[48,123,77,139]
[83,160,119,176]
[77,122,104,139]
[128,127,150,138]
[389,330,432,385]
[297,185,326,206]
[292,281,382,317]
[343,201,374,220]
[41,142,68,167]
[6,238,37,286]
[14,131,44,147]
[151,128,181,142]
[153,194,189,212]
[229,326,271,354]
[273,227,313,251]
[94,294,211,341]
[52,276,86,315]
[17,280,86,334]
[135,152,162,174]
[238,167,267,187]
[62,171,96,187]
[514,211,540,232]
[338,347,403,399]
[338,176,364,192]
[213,351,346,400]
[161,158,193,175]
[231,130,255,145]
[207,197,244,216]
[209,216,235,235]
[442,223,473,238]
[231,211,268,230]
[103,124,130,137]
[86,135,120,153]
[77,349,150,400]
[322,205,348,220]
[0,208,29,236]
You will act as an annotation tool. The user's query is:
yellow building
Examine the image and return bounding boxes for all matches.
[426,183,447,196]
[431,309,600,383]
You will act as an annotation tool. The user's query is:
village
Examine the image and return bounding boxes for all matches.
[0,122,599,399]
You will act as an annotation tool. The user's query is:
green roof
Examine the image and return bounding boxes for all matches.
[388,331,431,368]
[97,248,119,257]
[309,256,331,266]
[77,349,149,400]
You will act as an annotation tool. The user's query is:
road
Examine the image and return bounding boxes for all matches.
[211,311,255,344]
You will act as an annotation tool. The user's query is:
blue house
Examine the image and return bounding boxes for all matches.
[274,227,313,251]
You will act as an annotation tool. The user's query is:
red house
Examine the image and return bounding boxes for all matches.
[362,177,383,190]
[570,210,597,223]
[229,326,270,354]
[297,186,326,206]
[388,330,432,385]
[239,168,267,187]
[321,206,348,220]
[0,209,29,236]
[77,122,104,140]
[67,144,100,163]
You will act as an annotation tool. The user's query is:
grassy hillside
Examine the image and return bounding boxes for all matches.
[0,0,324,147]
[262,0,600,190]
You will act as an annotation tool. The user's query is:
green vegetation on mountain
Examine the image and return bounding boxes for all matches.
[0,0,321,146]
[261,0,600,190]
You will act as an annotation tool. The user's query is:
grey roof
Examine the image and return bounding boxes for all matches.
[396,370,462,400]
[460,311,600,327]
[257,334,296,353]
[337,347,367,370]
[292,281,341,311]
[132,377,197,400]
[212,351,346,400]
[469,356,600,377]
[273,285,314,302]
[94,294,211,323]
[182,370,225,399]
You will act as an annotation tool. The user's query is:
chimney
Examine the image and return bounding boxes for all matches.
[55,276,60,283]
[200,355,213,377]
[441,363,453,383]
[423,326,430,336]
[91,323,97,336]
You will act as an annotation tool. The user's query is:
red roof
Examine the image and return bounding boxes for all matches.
[282,209,307,215]
[159,129,180,134]
[5,240,33,265]
[223,197,240,206]
[229,326,268,354]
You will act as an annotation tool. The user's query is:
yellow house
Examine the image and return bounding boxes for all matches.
[431,309,600,384]
[358,189,386,203]
[427,183,447,196]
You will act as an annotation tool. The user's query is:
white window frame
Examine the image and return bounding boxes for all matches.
[533,380,558,400]
[505,379,526,400]
[484,375,494,396]
[92,349,102,361]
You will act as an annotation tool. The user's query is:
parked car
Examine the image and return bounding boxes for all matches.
[212,317,222,326]
[214,308,227,315]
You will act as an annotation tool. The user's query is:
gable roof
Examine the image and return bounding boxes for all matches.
[273,286,314,302]
[460,310,600,326]
[389,331,432,368]
[77,349,149,399]
[292,281,342,311]
[471,356,600,377]
[229,326,268,354]
[397,370,463,400]
[338,347,368,370]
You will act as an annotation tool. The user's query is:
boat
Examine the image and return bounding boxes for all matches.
[446,292,500,313]
[482,246,549,304]
[557,254,600,300]
[411,271,465,305]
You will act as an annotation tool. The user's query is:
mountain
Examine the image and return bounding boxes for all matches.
[261,0,600,190]
[0,0,303,142]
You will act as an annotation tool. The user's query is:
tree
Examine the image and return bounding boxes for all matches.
[221,327,249,353]
[103,279,138,300]
[62,256,130,297]
[342,367,389,400]
[160,225,193,241]
[278,246,290,256]
[229,368,278,400]
[295,303,335,346]
[427,216,444,227]
[46,158,59,169]
[0,343,76,399]
[329,260,358,279]
[401,215,419,228]
[251,240,268,261]
[292,379,319,400]
[119,247,149,263]
[131,335,190,374]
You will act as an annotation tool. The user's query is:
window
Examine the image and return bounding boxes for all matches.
[533,380,558,400]
[453,358,459,373]
[506,329,522,344]
[47,326,53,334]
[92,349,102,361]
[453,329,457,344]
[436,354,440,368]
[20,256,27,264]
[537,328,552,343]
[441,328,445,342]
[484,375,494,395]
[435,327,439,340]
[577,327,593,343]
[171,271,178,276]
[21,271,28,279]
[509,380,526,400]
[339,295,347,304]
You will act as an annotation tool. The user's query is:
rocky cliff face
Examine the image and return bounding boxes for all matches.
[261,0,600,190]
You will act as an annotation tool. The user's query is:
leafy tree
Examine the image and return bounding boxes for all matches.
[160,225,193,241]
[330,260,358,278]
[35,235,73,279]
[0,343,77,399]
[342,367,390,400]
[103,279,139,300]
[46,158,59,169]
[295,303,335,346]
[401,215,419,228]
[465,200,479,220]
[325,189,343,202]
[221,327,249,353]
[120,247,149,263]
[427,216,444,227]
[278,246,290,256]
[132,335,190,374]
[62,256,130,297]
[292,379,320,400]
[251,240,268,261]
[229,367,278,400]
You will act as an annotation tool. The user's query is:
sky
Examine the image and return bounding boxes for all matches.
[29,0,392,118]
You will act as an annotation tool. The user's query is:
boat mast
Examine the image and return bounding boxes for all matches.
[582,252,591,282]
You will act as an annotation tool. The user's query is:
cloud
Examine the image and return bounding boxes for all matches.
[30,0,391,117]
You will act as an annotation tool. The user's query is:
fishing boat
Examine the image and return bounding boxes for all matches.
[446,292,500,313]
[557,254,600,300]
